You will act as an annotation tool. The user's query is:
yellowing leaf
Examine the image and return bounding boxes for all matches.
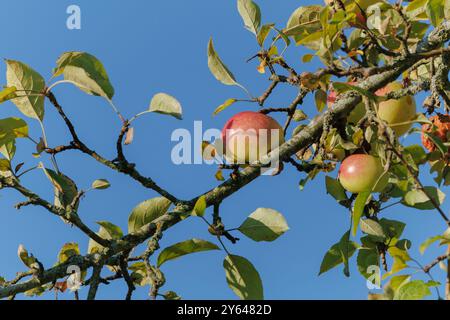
[91,179,110,190]
[213,98,237,116]
[215,169,225,181]
[192,195,207,217]
[0,86,17,104]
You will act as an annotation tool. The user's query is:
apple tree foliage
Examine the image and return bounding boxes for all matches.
[1,0,450,300]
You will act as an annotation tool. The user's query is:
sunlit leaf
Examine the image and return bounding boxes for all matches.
[237,0,261,36]
[58,242,80,264]
[6,60,45,120]
[91,179,110,190]
[149,93,183,120]
[352,191,371,236]
[403,186,445,210]
[213,98,237,116]
[238,208,289,242]
[157,238,220,267]
[394,280,431,300]
[207,38,238,86]
[53,52,114,99]
[192,195,207,217]
[128,197,171,233]
[0,86,17,104]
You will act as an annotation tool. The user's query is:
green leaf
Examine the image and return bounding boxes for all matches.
[128,197,171,233]
[207,38,238,86]
[314,89,327,112]
[223,255,263,300]
[53,52,114,99]
[394,280,431,300]
[192,195,207,217]
[128,262,150,286]
[406,0,428,12]
[5,60,45,121]
[0,159,11,172]
[257,24,274,46]
[403,186,445,210]
[296,31,323,46]
[383,246,410,279]
[157,238,220,267]
[149,93,183,120]
[292,110,308,122]
[17,244,37,268]
[88,221,123,254]
[420,235,445,254]
[360,219,386,240]
[213,98,237,116]
[357,248,379,279]
[426,0,445,27]
[97,221,123,239]
[0,117,28,146]
[40,165,78,209]
[237,0,261,36]
[352,191,371,236]
[379,218,405,242]
[319,231,358,276]
[238,208,289,242]
[0,86,17,104]
[302,54,315,63]
[58,242,80,264]
[325,176,347,202]
[271,27,291,48]
[285,5,322,47]
[163,291,181,300]
[404,144,427,165]
[0,141,16,161]
[91,179,110,190]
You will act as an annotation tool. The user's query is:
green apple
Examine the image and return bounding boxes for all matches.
[375,82,417,136]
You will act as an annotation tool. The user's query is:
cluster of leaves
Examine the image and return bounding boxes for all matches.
[203,0,450,300]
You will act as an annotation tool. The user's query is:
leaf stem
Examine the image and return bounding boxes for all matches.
[129,110,152,124]
[38,120,60,173]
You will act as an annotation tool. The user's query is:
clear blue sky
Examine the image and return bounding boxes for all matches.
[0,0,447,300]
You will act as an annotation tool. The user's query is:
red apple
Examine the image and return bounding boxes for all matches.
[221,111,285,164]
[421,114,450,152]
[338,154,387,193]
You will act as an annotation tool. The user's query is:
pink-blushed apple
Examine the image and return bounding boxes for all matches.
[221,111,285,164]
[375,82,416,136]
[338,154,387,193]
